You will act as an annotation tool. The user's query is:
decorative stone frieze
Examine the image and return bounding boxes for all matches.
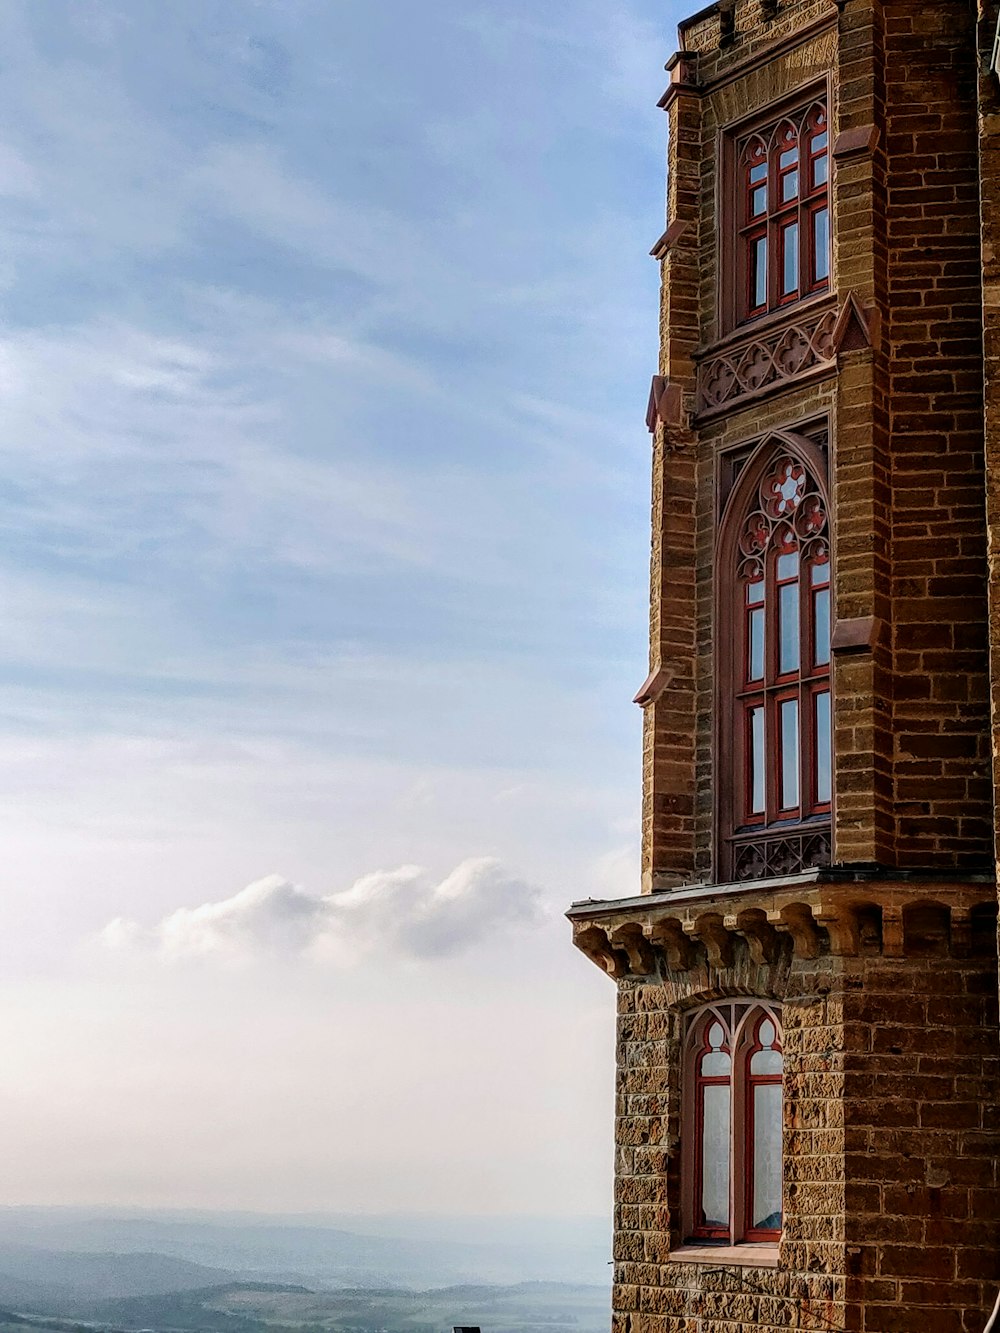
[696,300,838,418]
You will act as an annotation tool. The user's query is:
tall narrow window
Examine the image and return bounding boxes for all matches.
[693,1021,731,1238]
[720,441,832,881]
[685,1002,783,1247]
[736,101,829,322]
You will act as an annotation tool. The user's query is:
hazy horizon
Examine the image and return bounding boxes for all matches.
[0,0,684,1219]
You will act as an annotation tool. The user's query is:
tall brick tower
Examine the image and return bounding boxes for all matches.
[570,1,1000,1328]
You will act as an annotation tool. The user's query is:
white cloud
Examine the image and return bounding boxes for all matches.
[101,857,545,965]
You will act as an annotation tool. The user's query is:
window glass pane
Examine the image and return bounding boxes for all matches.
[747,579,765,606]
[779,145,798,169]
[749,607,764,681]
[752,1083,782,1231]
[812,130,828,152]
[815,691,831,804]
[749,162,768,184]
[758,1018,775,1047]
[701,1084,731,1229]
[702,1050,732,1076]
[782,222,799,295]
[779,583,800,674]
[750,707,765,814]
[813,153,828,187]
[814,587,830,667]
[751,1048,784,1075]
[813,208,830,282]
[782,170,798,202]
[777,550,799,581]
[750,184,767,217]
[810,559,828,586]
[752,235,767,308]
[780,698,799,809]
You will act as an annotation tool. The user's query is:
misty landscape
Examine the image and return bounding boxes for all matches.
[0,1212,611,1333]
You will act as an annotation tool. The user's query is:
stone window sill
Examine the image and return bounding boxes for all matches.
[670,1244,779,1268]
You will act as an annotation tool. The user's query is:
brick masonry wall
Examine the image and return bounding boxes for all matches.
[830,0,894,868]
[612,940,1000,1333]
[882,0,992,869]
[643,0,994,887]
[978,0,1000,898]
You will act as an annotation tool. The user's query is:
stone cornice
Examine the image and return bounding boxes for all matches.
[568,874,997,979]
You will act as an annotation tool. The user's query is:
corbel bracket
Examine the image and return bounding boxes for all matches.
[646,375,686,434]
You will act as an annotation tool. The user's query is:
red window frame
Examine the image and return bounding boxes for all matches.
[743,1013,784,1242]
[685,1003,784,1248]
[692,1022,732,1241]
[733,456,831,834]
[737,102,829,323]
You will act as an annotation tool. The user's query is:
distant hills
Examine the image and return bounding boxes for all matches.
[0,1209,611,1333]
[0,1210,612,1291]
[0,1247,237,1315]
[74,1278,610,1333]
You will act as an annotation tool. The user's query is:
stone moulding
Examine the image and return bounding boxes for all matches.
[695,292,878,420]
[696,300,839,419]
[568,879,997,979]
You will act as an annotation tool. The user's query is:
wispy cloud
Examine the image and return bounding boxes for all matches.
[0,0,663,1213]
[101,858,545,964]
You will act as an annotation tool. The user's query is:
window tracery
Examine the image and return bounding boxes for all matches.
[718,440,832,881]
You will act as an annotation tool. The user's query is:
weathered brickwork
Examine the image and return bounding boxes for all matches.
[646,0,993,886]
[572,894,1000,1333]
[883,0,991,870]
[572,0,1000,1328]
[979,0,1000,891]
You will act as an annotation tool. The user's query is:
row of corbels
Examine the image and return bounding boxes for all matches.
[574,904,823,978]
[573,896,997,978]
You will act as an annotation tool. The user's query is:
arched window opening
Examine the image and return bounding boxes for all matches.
[720,442,832,882]
[694,1019,732,1238]
[685,1002,784,1247]
[745,1013,784,1239]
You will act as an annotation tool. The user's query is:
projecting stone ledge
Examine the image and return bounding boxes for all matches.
[567,868,997,979]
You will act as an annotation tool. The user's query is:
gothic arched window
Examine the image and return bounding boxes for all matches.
[685,1001,784,1246]
[717,441,832,882]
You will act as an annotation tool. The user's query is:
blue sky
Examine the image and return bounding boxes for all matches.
[0,0,684,1216]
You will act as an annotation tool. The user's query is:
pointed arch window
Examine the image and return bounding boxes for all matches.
[718,440,832,881]
[736,100,829,323]
[685,1001,784,1245]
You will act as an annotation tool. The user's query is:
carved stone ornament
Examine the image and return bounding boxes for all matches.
[731,828,831,882]
[698,304,838,416]
[569,886,998,981]
[697,292,877,418]
[646,375,686,434]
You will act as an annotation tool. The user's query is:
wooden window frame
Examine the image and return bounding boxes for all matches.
[714,430,833,883]
[682,1001,784,1248]
[718,80,833,337]
[691,1021,732,1241]
[742,1012,784,1242]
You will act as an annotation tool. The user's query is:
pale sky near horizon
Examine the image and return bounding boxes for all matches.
[0,0,686,1217]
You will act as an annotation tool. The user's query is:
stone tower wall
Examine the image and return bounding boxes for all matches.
[573,0,1000,1330]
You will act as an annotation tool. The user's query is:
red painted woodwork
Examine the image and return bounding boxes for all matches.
[738,103,829,322]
